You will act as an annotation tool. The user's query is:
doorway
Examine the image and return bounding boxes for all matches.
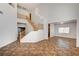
[48,24,50,40]
[18,27,26,41]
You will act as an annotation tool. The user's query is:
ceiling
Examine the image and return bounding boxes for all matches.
[18,3,79,23]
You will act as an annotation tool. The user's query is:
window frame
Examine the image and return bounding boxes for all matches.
[58,27,70,34]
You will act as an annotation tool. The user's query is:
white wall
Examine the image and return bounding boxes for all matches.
[0,4,17,48]
[43,20,48,39]
[76,19,79,47]
[32,10,45,24]
[37,3,79,23]
[53,22,76,39]
[21,30,44,43]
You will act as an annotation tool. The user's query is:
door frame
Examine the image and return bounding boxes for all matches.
[48,24,50,40]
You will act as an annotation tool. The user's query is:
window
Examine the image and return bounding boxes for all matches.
[58,27,69,33]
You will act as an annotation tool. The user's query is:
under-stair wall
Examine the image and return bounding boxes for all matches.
[21,30,44,43]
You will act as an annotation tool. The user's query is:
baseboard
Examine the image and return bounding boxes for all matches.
[0,39,17,48]
[52,36,76,39]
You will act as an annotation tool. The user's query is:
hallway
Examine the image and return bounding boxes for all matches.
[0,36,79,56]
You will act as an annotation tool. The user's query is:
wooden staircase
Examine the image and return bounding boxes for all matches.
[17,13,43,31]
[17,13,38,31]
[17,13,44,45]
